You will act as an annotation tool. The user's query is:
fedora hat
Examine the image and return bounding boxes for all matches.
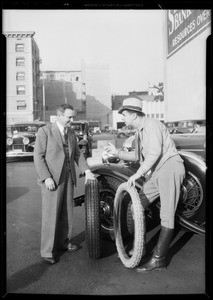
[118,97,144,115]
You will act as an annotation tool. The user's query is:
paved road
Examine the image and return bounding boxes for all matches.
[4,155,206,296]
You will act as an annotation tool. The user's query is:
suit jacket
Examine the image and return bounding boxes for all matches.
[34,122,89,187]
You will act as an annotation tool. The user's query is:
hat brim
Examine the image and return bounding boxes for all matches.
[118,105,144,115]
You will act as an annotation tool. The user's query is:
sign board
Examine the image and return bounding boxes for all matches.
[167,9,211,58]
[50,115,57,123]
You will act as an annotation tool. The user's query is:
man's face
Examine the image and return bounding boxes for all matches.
[58,108,75,127]
[121,110,134,127]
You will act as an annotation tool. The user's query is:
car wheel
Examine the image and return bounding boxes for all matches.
[98,176,134,241]
[114,182,145,268]
[85,179,102,259]
[176,155,206,235]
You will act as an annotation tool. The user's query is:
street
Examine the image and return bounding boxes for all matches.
[5,134,206,295]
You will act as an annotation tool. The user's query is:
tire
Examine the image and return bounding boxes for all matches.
[85,179,102,259]
[98,176,134,241]
[176,156,206,235]
[114,182,145,268]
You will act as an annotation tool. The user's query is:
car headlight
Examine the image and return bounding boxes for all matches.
[23,137,30,145]
[7,137,13,146]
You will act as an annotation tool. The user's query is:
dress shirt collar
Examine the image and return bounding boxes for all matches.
[56,121,65,135]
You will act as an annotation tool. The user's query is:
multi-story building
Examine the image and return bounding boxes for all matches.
[81,59,112,130]
[4,31,42,125]
[41,70,86,121]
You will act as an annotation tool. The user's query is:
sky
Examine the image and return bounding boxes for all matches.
[2,9,164,95]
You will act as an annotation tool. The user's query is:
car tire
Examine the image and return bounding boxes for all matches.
[85,179,102,259]
[98,176,134,241]
[114,182,145,268]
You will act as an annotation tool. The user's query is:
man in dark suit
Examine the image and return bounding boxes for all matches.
[34,104,95,264]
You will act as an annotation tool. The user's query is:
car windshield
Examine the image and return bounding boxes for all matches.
[11,124,40,133]
[71,123,86,132]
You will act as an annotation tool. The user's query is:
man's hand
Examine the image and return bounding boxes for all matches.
[104,141,118,156]
[45,177,56,191]
[127,173,141,189]
[85,170,96,183]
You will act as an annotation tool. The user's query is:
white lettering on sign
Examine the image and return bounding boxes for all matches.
[197,10,211,26]
[168,10,192,35]
[167,10,211,57]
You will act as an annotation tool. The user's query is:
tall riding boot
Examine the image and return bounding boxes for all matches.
[136,226,174,272]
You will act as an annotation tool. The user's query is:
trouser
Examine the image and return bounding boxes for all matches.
[139,155,185,229]
[40,167,74,258]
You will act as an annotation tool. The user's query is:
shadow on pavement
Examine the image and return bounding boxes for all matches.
[6,187,29,203]
[7,261,51,293]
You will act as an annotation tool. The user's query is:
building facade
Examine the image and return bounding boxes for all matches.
[41,70,86,121]
[4,31,42,125]
[81,59,112,130]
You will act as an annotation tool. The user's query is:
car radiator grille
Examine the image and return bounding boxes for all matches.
[13,145,25,151]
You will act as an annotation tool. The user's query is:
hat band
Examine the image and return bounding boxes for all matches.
[122,105,142,111]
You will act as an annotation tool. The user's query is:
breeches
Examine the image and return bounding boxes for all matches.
[40,168,74,258]
[139,155,185,229]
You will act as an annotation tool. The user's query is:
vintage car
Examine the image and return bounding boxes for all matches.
[6,121,46,160]
[117,125,136,138]
[71,121,93,158]
[74,132,206,266]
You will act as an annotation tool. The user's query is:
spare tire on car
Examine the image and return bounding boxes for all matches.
[85,179,102,259]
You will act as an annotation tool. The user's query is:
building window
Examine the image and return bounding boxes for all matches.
[16,43,24,52]
[17,85,25,95]
[156,114,159,118]
[16,57,25,66]
[161,113,164,118]
[147,114,150,117]
[17,100,26,110]
[76,77,79,81]
[16,72,25,81]
[151,114,155,118]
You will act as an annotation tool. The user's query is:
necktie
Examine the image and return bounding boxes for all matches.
[64,127,68,143]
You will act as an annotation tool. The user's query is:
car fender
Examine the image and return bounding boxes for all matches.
[90,163,144,188]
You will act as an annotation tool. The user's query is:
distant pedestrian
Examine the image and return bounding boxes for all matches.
[34,103,95,264]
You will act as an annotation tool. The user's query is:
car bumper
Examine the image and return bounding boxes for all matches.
[6,151,33,158]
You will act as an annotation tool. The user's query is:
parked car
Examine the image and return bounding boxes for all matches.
[117,125,136,138]
[73,133,206,264]
[6,121,46,160]
[71,121,93,158]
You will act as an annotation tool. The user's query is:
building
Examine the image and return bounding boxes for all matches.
[41,70,86,121]
[111,90,165,130]
[163,9,211,122]
[4,31,42,125]
[81,59,112,130]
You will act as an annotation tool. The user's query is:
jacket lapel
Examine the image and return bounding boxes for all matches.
[52,122,64,151]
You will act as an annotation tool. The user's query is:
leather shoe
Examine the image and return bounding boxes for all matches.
[67,243,80,252]
[43,257,56,265]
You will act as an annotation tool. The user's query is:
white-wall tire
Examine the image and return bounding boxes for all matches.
[114,182,145,268]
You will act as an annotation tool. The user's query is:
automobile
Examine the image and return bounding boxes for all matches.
[117,125,136,138]
[165,120,202,134]
[6,121,46,160]
[71,121,93,158]
[73,132,206,266]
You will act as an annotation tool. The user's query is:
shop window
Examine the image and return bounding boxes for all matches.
[16,57,25,66]
[17,85,25,95]
[16,44,24,52]
[16,72,25,81]
[17,100,26,110]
